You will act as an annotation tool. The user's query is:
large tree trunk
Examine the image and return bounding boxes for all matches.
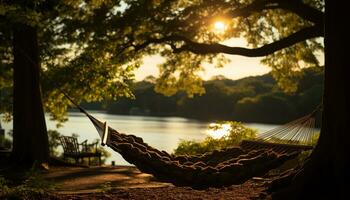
[11,24,49,167]
[272,1,349,199]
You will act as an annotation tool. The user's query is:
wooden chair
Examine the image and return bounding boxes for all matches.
[59,136,102,165]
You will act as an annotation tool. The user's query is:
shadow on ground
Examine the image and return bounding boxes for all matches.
[43,166,172,193]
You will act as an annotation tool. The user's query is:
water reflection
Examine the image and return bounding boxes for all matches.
[1,112,281,166]
[206,123,232,139]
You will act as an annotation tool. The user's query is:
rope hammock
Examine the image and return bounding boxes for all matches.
[74,102,320,188]
[240,107,320,154]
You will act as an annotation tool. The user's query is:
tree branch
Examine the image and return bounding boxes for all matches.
[130,35,185,52]
[119,0,324,57]
[228,0,323,25]
[278,0,324,25]
[173,25,323,57]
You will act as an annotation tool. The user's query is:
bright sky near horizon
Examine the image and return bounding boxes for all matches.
[134,38,271,81]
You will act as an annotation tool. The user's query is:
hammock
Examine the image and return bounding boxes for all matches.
[240,109,319,154]
[75,104,320,188]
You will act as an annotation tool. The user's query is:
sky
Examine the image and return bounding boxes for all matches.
[134,38,271,81]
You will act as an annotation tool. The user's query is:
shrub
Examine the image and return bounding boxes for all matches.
[0,132,12,150]
[174,121,257,155]
[48,130,62,157]
[0,169,56,200]
[88,139,111,165]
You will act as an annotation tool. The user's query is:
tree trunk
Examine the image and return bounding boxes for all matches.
[11,24,49,167]
[272,1,349,199]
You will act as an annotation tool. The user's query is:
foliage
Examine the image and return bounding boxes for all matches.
[20,169,56,191]
[47,130,61,157]
[1,0,140,124]
[146,0,323,94]
[0,0,324,124]
[0,133,12,149]
[0,169,56,200]
[234,92,297,123]
[104,69,323,124]
[177,80,239,120]
[90,139,111,165]
[0,176,9,192]
[174,121,257,155]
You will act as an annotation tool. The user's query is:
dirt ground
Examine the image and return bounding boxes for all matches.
[43,165,270,200]
[58,182,270,200]
[43,166,171,193]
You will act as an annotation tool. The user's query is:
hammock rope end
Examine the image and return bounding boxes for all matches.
[101,122,109,146]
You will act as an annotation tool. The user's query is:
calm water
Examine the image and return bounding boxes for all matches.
[1,111,278,166]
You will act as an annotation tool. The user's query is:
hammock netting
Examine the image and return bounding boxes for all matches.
[81,106,320,188]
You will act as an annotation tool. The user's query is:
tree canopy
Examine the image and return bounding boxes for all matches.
[1,0,324,123]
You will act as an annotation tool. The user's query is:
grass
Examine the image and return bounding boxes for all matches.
[0,168,57,200]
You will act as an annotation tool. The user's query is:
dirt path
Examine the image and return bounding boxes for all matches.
[43,166,270,199]
[59,183,270,200]
[43,166,171,193]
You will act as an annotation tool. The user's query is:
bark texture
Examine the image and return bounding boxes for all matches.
[11,24,49,167]
[272,1,349,199]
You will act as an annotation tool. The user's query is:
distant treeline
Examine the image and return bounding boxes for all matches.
[81,68,323,124]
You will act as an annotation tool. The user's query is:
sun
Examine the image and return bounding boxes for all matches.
[213,21,226,32]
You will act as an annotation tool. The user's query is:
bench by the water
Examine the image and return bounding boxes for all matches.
[59,136,102,165]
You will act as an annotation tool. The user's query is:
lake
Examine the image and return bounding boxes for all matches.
[1,111,278,166]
